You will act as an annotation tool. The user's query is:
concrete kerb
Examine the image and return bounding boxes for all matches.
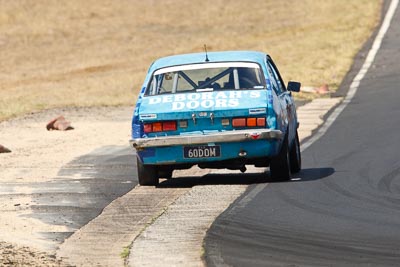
[297,97,342,141]
[57,186,189,267]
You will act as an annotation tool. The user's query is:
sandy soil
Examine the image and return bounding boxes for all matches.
[0,241,69,267]
[0,106,132,265]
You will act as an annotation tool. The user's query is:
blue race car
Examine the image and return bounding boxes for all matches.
[130,51,301,185]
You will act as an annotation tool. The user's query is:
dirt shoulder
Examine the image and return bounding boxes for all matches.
[0,241,68,267]
[0,106,133,265]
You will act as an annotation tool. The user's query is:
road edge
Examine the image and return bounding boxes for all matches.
[203,0,399,265]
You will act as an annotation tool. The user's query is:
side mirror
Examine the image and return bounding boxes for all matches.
[287,81,301,92]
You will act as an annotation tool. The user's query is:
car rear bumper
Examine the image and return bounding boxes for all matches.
[130,129,283,149]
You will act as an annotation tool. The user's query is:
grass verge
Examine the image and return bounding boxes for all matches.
[120,246,130,261]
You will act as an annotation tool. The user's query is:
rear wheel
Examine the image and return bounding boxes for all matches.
[289,130,301,173]
[136,156,159,186]
[158,168,173,179]
[270,134,291,181]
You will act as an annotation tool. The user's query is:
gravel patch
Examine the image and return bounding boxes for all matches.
[0,241,70,266]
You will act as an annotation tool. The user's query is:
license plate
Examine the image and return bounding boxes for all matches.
[183,145,220,159]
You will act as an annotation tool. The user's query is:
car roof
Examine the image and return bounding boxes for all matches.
[148,51,268,74]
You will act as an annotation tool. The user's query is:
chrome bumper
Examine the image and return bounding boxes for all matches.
[130,129,283,149]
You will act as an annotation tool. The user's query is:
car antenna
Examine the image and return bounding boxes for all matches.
[204,44,210,62]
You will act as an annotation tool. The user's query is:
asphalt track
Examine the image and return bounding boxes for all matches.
[204,1,400,266]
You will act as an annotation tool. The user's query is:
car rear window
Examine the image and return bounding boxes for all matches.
[145,62,265,96]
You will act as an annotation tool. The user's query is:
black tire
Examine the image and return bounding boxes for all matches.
[270,134,291,181]
[158,169,173,179]
[136,156,159,186]
[289,130,302,173]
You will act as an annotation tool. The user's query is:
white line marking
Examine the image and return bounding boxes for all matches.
[301,0,399,152]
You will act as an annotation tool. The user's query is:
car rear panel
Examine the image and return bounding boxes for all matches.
[137,140,280,165]
[134,89,282,164]
[138,90,270,135]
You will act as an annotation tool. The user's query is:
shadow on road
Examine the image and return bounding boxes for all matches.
[158,172,268,188]
[287,167,335,183]
[158,167,335,188]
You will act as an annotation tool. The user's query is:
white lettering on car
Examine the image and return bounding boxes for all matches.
[187,147,217,158]
[215,92,228,99]
[187,101,200,109]
[215,99,227,108]
[187,93,201,100]
[149,91,263,110]
[202,92,214,100]
[149,97,161,104]
[250,91,261,98]
[201,100,214,108]
[162,95,173,103]
[228,99,239,107]
[172,102,185,110]
[229,91,242,99]
[174,94,186,101]
[209,148,216,157]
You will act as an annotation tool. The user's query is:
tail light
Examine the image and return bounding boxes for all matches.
[232,117,266,128]
[247,118,257,127]
[144,121,177,133]
[232,118,246,127]
[257,118,266,127]
[163,121,177,131]
[152,122,163,132]
[143,123,153,133]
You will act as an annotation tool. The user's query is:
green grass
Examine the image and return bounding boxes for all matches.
[120,246,130,260]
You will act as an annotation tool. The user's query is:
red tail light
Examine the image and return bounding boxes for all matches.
[143,121,177,133]
[163,121,177,131]
[257,118,266,127]
[232,118,246,127]
[153,122,163,132]
[232,117,266,128]
[247,118,257,127]
[144,123,153,133]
